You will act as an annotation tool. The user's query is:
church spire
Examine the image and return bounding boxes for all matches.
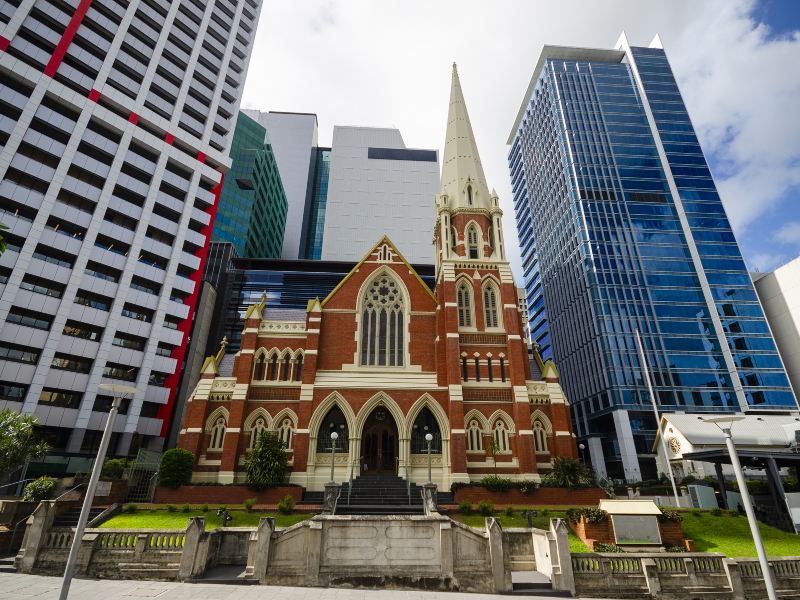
[441,63,491,208]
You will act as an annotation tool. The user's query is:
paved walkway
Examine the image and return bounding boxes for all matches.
[0,573,602,600]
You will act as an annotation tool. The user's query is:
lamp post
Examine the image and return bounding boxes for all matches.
[329,431,339,484]
[59,383,136,600]
[702,416,777,600]
[425,433,433,484]
[578,443,586,464]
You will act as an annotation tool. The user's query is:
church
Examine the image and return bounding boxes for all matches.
[176,66,578,490]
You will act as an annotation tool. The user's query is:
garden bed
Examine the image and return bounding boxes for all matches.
[452,485,606,506]
[101,507,309,529]
[153,484,303,506]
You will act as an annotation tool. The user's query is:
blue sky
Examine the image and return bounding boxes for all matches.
[243,0,800,277]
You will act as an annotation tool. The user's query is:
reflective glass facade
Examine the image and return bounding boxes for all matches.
[301,148,331,259]
[213,112,287,258]
[508,44,797,479]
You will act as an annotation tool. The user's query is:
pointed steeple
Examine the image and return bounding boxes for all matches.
[441,63,491,207]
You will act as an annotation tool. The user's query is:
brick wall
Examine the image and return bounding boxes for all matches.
[153,485,302,505]
[453,486,606,506]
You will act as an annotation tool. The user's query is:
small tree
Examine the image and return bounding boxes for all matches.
[158,448,195,488]
[0,409,48,478]
[0,222,8,255]
[245,432,288,489]
[541,457,594,489]
[101,458,126,479]
[22,476,56,502]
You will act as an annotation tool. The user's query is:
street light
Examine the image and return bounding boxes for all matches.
[329,431,339,484]
[702,416,777,600]
[59,383,137,600]
[425,433,433,484]
[578,443,586,464]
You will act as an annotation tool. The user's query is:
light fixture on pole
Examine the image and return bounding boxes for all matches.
[578,443,586,464]
[635,328,680,506]
[59,383,137,600]
[701,416,777,600]
[425,433,433,484]
[329,431,338,484]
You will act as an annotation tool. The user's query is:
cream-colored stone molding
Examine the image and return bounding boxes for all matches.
[259,320,307,336]
[466,458,519,469]
[409,453,443,466]
[211,378,237,392]
[315,452,350,466]
[555,431,572,437]
[186,427,202,433]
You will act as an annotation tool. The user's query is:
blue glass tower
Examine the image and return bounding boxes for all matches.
[508,35,797,480]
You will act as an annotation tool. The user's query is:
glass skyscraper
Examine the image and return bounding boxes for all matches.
[301,147,331,259]
[507,35,798,480]
[212,112,287,258]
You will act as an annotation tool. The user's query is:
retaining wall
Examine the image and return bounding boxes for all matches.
[452,486,606,506]
[152,485,302,505]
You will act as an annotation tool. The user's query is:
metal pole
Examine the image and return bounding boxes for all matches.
[427,440,432,484]
[330,439,336,484]
[635,328,680,506]
[59,396,121,600]
[722,427,778,600]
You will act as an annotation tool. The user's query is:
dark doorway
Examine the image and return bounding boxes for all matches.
[361,406,398,475]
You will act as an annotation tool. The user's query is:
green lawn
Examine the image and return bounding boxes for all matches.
[451,510,590,553]
[100,509,309,529]
[680,511,799,558]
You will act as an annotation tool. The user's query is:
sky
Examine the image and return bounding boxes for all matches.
[241,0,800,280]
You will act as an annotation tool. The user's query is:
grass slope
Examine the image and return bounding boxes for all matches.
[681,511,799,558]
[100,509,308,529]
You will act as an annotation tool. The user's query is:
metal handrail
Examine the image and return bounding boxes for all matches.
[53,483,87,503]
[347,456,363,504]
[0,478,35,495]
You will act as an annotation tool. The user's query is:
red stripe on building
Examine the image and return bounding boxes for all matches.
[44,0,93,77]
[165,133,175,145]
[157,175,225,437]
[88,88,101,102]
[0,36,10,51]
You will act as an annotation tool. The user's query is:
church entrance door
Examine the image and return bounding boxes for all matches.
[361,406,398,475]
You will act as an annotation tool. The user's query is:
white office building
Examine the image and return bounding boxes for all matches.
[0,0,262,465]
[321,126,439,264]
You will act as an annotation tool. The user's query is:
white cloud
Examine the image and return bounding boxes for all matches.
[775,222,800,245]
[242,0,799,280]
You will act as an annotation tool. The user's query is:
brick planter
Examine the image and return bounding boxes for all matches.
[153,485,302,505]
[568,515,691,551]
[452,486,606,506]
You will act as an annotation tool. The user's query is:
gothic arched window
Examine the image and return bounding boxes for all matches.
[250,416,268,449]
[209,417,226,451]
[467,419,483,451]
[533,420,548,453]
[467,225,479,259]
[411,407,442,453]
[267,355,278,380]
[467,185,473,206]
[293,354,303,381]
[457,281,472,327]
[483,283,500,329]
[281,354,291,381]
[278,418,293,449]
[360,273,406,367]
[253,354,266,380]
[317,406,348,452]
[493,420,509,453]
[450,226,457,251]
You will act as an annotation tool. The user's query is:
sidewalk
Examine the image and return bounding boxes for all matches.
[0,572,603,600]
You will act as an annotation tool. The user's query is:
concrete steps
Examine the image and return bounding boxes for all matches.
[0,556,16,574]
[338,475,424,515]
[53,508,105,528]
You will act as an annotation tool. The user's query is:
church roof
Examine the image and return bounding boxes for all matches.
[440,64,490,204]
[320,235,436,307]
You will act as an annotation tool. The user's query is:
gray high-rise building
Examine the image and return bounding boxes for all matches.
[507,34,797,480]
[0,0,262,469]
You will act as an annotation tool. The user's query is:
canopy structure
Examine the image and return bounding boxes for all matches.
[682,448,800,533]
[599,499,662,516]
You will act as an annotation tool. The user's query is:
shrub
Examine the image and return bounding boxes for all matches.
[201,504,209,513]
[246,432,288,489]
[595,543,624,553]
[504,506,515,517]
[681,475,698,485]
[22,476,57,502]
[158,448,195,488]
[479,476,516,491]
[101,458,126,479]
[541,457,594,489]
[728,509,739,517]
[666,545,686,553]
[658,509,683,523]
[710,508,722,516]
[167,504,176,513]
[691,509,702,517]
[540,508,549,517]
[181,504,191,513]
[244,498,256,512]
[477,500,494,516]
[458,501,472,515]
[566,507,608,524]
[277,494,294,515]
[124,504,138,514]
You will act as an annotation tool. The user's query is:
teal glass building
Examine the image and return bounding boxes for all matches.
[213,112,288,258]
[301,147,331,259]
[507,36,798,480]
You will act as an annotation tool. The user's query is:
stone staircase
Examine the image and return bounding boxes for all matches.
[53,507,105,528]
[337,475,424,515]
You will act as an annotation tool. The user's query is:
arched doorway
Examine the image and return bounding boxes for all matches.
[361,405,399,475]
